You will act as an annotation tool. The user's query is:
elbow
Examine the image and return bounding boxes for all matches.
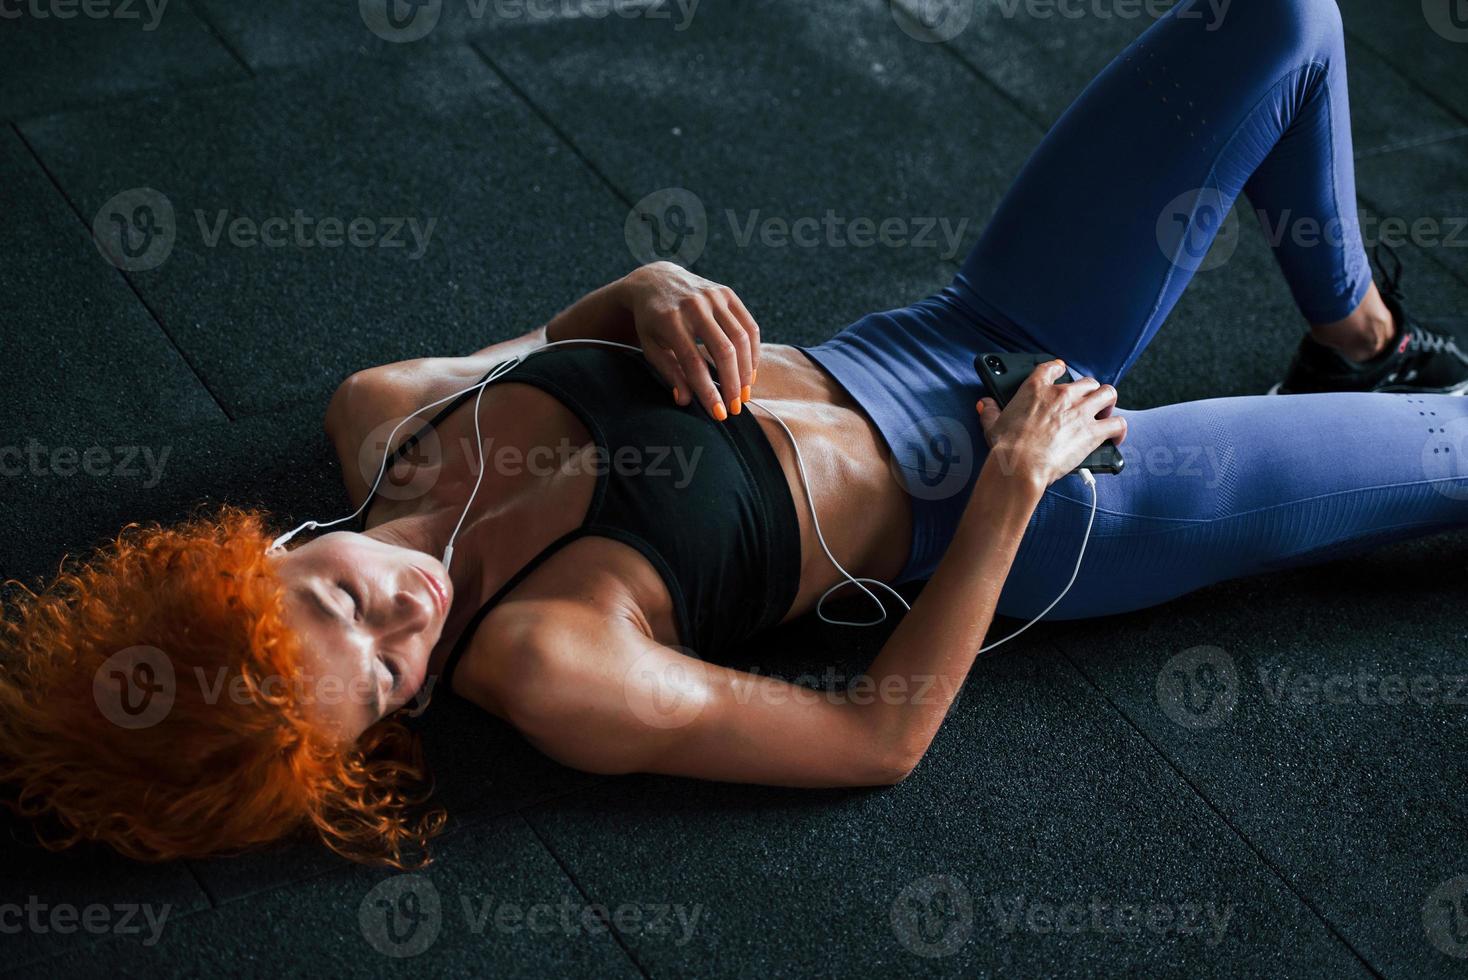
[861,742,924,787]
[324,368,371,438]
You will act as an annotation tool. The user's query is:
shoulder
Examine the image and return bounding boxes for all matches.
[447,597,610,726]
[322,355,494,505]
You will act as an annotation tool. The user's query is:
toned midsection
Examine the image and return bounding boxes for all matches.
[748,345,913,618]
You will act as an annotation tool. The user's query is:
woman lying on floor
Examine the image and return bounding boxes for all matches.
[4,0,1468,867]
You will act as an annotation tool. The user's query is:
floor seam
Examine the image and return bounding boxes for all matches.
[9,121,235,423]
[465,40,635,210]
[1344,28,1468,131]
[1354,127,1468,161]
[181,0,255,77]
[1053,641,1388,980]
[517,809,655,980]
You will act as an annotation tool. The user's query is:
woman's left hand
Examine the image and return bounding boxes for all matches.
[622,261,761,421]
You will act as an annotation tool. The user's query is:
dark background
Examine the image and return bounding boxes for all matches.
[3,0,1467,976]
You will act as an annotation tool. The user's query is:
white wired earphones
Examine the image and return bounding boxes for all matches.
[269,339,1098,656]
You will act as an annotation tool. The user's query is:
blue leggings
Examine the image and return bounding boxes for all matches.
[799,0,1468,618]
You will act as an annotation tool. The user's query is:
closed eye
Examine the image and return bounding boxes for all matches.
[339,581,362,620]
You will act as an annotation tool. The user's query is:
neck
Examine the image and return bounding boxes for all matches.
[364,507,492,676]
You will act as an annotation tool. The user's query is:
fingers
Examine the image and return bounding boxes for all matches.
[1031,358,1069,387]
[1095,413,1129,445]
[644,344,692,406]
[708,295,752,414]
[690,308,741,417]
[722,289,761,397]
[1077,380,1117,416]
[668,331,725,421]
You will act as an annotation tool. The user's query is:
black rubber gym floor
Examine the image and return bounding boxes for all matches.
[3,1,1467,976]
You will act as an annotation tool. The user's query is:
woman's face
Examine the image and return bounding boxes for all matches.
[272,531,452,740]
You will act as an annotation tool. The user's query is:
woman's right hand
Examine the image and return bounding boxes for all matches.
[976,359,1127,491]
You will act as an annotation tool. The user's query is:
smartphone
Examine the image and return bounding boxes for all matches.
[975,352,1125,476]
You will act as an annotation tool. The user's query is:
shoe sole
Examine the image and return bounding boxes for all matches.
[1267,379,1468,396]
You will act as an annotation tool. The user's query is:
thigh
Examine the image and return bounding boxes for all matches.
[953,0,1350,384]
[998,391,1468,620]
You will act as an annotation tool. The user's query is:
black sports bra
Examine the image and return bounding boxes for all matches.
[366,345,802,686]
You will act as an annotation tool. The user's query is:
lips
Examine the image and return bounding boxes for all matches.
[414,565,451,618]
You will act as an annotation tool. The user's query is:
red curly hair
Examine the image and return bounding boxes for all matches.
[0,506,446,867]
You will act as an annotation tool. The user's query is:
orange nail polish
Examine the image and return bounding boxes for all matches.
[712,402,728,422]
[730,397,742,416]
[673,386,681,403]
[741,384,751,403]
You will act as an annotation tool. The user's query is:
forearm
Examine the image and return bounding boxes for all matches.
[860,461,1045,762]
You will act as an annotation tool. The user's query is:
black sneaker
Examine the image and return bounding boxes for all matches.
[1269,244,1468,396]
